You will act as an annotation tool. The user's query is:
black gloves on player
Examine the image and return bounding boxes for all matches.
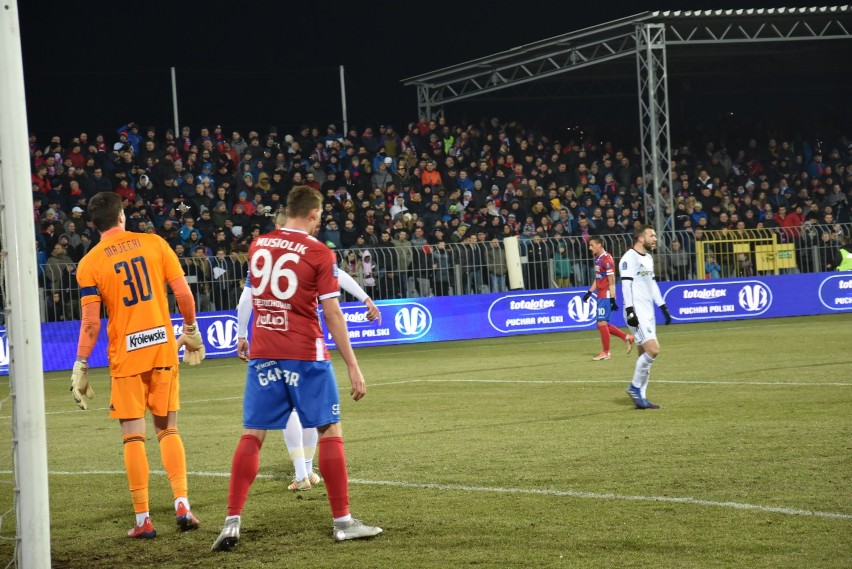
[625,306,639,327]
[660,304,672,325]
[583,291,592,303]
[610,298,618,311]
[625,305,671,326]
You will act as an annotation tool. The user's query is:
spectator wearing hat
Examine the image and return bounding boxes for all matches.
[117,122,142,155]
[338,249,365,302]
[690,202,708,227]
[338,218,358,251]
[64,143,87,170]
[807,151,826,179]
[389,195,409,220]
[232,189,255,217]
[371,159,393,190]
[825,183,849,221]
[318,218,342,251]
[194,206,216,239]
[225,202,249,237]
[324,124,343,149]
[380,125,402,159]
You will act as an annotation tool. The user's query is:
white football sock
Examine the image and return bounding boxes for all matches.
[302,427,318,473]
[283,426,307,481]
[135,512,149,526]
[174,497,190,513]
[634,353,655,398]
[285,411,311,480]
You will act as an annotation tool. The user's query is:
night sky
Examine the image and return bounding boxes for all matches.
[17,1,852,145]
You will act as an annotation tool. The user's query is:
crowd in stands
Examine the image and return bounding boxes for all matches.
[29,116,852,319]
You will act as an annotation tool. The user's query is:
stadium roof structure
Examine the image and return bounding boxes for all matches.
[401,5,852,238]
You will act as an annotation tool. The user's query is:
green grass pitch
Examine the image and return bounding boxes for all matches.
[1,314,850,568]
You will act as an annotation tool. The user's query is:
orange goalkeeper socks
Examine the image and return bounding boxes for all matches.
[157,427,188,500]
[123,434,149,514]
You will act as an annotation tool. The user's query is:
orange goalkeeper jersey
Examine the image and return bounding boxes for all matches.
[76,229,185,377]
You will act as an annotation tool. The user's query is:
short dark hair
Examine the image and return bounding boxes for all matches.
[634,224,654,241]
[88,191,123,232]
[286,185,322,219]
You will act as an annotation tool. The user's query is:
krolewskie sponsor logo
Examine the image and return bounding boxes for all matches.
[126,326,167,351]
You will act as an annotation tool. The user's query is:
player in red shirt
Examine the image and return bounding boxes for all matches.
[583,236,634,360]
[212,186,382,551]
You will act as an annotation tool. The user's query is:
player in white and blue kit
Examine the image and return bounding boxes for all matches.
[619,224,672,409]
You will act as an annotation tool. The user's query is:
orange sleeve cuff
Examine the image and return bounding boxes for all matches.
[77,302,102,359]
[169,276,197,324]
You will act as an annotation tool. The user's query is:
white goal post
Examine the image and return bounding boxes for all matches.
[0,2,52,567]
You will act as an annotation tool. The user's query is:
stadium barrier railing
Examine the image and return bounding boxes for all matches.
[23,222,852,323]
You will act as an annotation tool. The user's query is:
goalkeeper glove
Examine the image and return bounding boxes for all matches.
[625,306,639,327]
[610,298,619,311]
[70,359,94,410]
[178,322,206,365]
[660,304,672,325]
[582,291,592,303]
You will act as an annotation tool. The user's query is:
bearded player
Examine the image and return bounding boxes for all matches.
[619,225,672,409]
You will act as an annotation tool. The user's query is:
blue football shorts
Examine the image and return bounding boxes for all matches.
[243,359,341,430]
[595,297,612,323]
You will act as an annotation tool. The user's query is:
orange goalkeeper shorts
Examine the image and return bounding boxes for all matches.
[109,367,180,419]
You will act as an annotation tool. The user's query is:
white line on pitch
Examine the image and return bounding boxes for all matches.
[32,469,852,521]
[369,379,852,387]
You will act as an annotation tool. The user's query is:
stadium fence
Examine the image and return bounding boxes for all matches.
[23,222,852,323]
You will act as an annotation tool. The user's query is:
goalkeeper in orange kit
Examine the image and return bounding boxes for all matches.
[71,191,205,539]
